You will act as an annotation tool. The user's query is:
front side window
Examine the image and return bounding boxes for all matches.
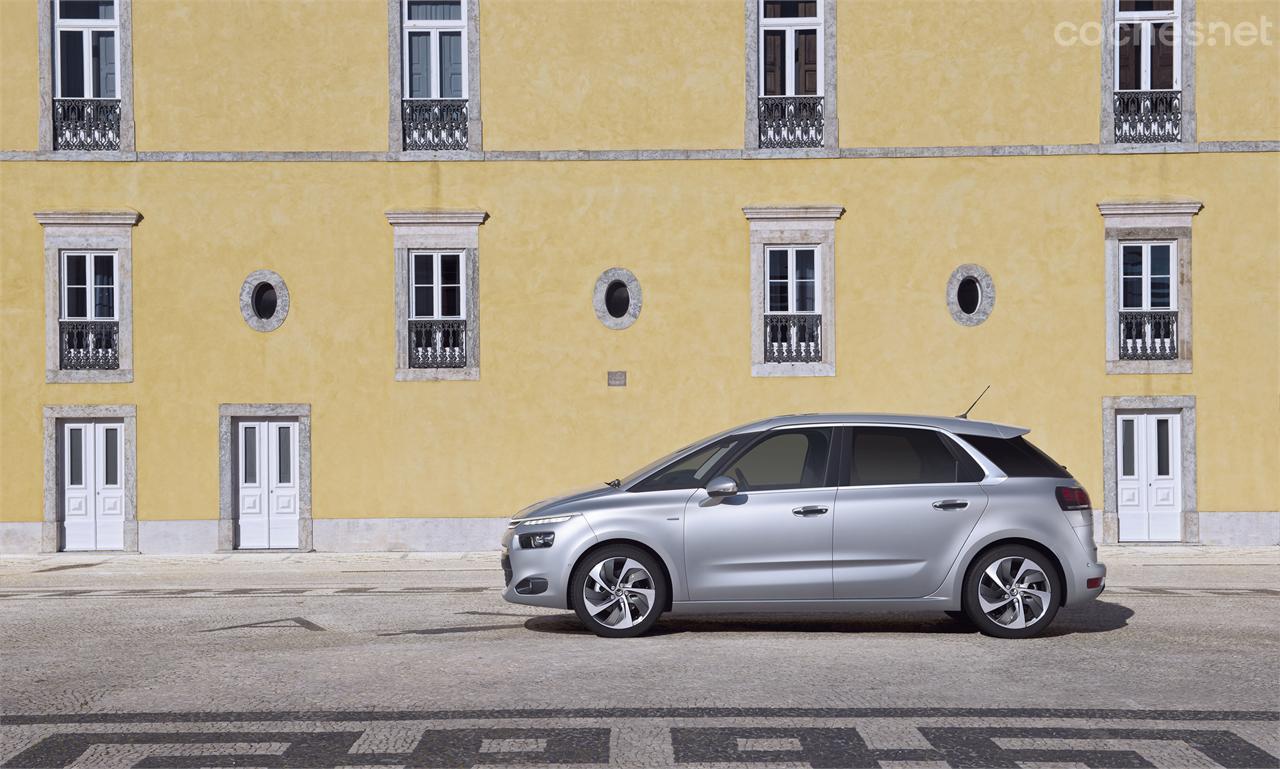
[401,0,470,151]
[59,251,119,370]
[764,246,821,363]
[844,427,984,486]
[632,436,746,493]
[1112,0,1181,143]
[719,428,833,492]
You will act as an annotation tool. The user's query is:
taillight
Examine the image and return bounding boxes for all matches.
[1056,486,1092,511]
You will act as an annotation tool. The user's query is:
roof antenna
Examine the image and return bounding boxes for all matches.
[957,385,991,419]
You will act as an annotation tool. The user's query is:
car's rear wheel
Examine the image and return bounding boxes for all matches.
[570,545,667,638]
[963,545,1061,639]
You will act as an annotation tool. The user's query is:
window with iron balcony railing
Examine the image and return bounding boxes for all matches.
[1113,0,1182,143]
[53,0,122,150]
[765,313,822,363]
[758,0,824,149]
[401,0,469,151]
[1119,310,1178,360]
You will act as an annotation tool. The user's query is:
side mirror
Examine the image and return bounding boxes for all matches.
[705,475,738,499]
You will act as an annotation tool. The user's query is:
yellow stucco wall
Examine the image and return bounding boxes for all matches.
[0,0,40,151]
[1196,0,1280,141]
[2,153,1278,524]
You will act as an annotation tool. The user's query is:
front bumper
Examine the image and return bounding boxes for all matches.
[500,515,596,610]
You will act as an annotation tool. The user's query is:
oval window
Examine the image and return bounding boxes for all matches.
[605,280,630,319]
[957,277,981,315]
[252,282,278,320]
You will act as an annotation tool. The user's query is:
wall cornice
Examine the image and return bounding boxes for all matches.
[384,210,489,227]
[33,211,142,227]
[742,205,845,222]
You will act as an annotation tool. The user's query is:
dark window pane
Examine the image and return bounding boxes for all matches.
[1116,23,1141,90]
[763,30,785,96]
[1156,419,1170,475]
[440,254,460,284]
[59,30,85,98]
[441,286,461,317]
[1150,245,1170,275]
[103,427,118,485]
[768,282,789,312]
[795,280,815,312]
[1151,22,1175,89]
[94,286,114,318]
[1119,0,1174,11]
[605,281,629,318]
[66,253,87,285]
[438,31,463,98]
[795,249,814,279]
[764,1,817,18]
[1149,276,1171,308]
[66,286,87,318]
[796,29,818,95]
[408,0,460,20]
[93,253,113,285]
[414,253,433,285]
[942,435,987,482]
[59,0,114,20]
[251,283,276,320]
[846,427,968,486]
[633,436,744,492]
[1122,420,1135,476]
[278,426,291,484]
[1122,245,1144,276]
[413,286,433,317]
[69,428,83,485]
[720,428,832,491]
[957,277,981,314]
[768,249,788,280]
[92,31,115,98]
[958,434,1071,478]
[1122,277,1144,309]
[243,426,256,484]
[407,32,431,98]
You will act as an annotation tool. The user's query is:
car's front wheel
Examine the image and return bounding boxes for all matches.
[570,545,667,638]
[963,545,1062,639]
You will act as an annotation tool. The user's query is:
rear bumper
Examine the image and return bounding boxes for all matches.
[1067,560,1107,606]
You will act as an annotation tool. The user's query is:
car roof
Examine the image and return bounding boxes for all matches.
[736,413,1030,439]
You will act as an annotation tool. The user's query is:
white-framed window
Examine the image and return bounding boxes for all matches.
[1115,0,1180,91]
[409,251,465,319]
[403,0,467,100]
[61,251,117,321]
[759,0,822,97]
[765,246,819,314]
[1120,242,1176,311]
[55,0,119,99]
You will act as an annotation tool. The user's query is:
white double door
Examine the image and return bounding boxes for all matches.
[236,420,299,549]
[62,421,125,551]
[1117,412,1182,541]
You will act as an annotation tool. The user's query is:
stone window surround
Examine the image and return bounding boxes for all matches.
[593,268,643,330]
[36,210,141,383]
[946,263,996,326]
[386,210,488,380]
[1100,395,1197,544]
[239,269,291,333]
[1098,200,1201,374]
[42,404,138,553]
[1100,0,1197,144]
[37,0,135,155]
[218,403,313,552]
[744,205,844,377]
[744,0,839,152]
[387,0,483,156]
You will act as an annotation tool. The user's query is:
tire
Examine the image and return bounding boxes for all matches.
[570,545,667,638]
[962,544,1062,639]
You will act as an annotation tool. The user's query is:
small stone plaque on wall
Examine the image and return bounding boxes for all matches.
[607,371,627,387]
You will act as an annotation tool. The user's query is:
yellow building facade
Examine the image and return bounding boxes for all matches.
[1,0,1277,553]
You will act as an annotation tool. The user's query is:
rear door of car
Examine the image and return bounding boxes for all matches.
[833,425,989,599]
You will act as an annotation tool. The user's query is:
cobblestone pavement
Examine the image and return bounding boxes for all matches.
[1,547,1277,768]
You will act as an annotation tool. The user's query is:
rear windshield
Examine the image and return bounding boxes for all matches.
[958,434,1071,478]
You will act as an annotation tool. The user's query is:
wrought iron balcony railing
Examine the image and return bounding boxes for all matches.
[765,313,822,363]
[408,319,467,368]
[53,98,121,151]
[1119,310,1178,360]
[60,320,120,370]
[1114,90,1182,144]
[402,99,468,151]
[759,96,824,149]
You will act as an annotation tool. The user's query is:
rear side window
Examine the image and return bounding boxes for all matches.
[719,428,833,491]
[958,434,1071,478]
[632,435,745,492]
[843,427,984,486]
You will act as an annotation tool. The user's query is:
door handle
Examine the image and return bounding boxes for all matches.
[932,499,969,510]
[792,505,829,516]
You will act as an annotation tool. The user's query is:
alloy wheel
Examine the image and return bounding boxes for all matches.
[581,557,656,630]
[976,555,1053,629]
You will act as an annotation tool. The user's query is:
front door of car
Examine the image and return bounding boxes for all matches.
[684,427,836,601]
[833,426,989,599]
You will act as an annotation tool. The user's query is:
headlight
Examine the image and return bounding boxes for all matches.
[519,532,555,549]
[516,515,572,527]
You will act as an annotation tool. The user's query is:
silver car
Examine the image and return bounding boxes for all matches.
[501,414,1106,638]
